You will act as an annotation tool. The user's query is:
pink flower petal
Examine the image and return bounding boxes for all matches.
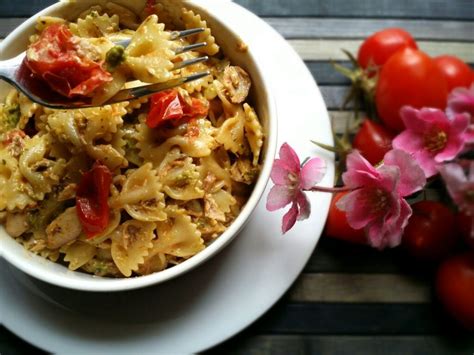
[367,198,411,249]
[296,191,311,220]
[342,151,380,188]
[270,159,292,185]
[279,143,300,173]
[463,126,474,144]
[377,165,401,192]
[392,130,424,153]
[282,202,298,234]
[413,149,438,178]
[439,163,469,206]
[337,189,379,230]
[400,107,445,133]
[300,157,326,190]
[469,161,474,181]
[447,84,474,118]
[383,149,426,196]
[435,113,469,162]
[266,185,294,211]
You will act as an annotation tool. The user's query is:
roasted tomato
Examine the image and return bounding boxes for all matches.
[76,161,112,238]
[375,48,448,132]
[25,24,112,98]
[146,89,208,129]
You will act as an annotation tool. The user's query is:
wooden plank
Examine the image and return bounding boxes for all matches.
[0,18,27,38]
[210,334,474,355]
[0,0,56,17]
[321,86,351,110]
[2,17,474,42]
[288,273,431,303]
[1,0,473,20]
[289,39,474,62]
[234,0,474,20]
[251,302,467,335]
[306,62,351,85]
[306,235,405,273]
[265,18,474,41]
[328,110,358,134]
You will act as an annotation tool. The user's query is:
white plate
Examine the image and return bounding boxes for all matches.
[0,1,334,353]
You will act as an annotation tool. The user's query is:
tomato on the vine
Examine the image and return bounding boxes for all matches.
[434,55,473,92]
[401,201,457,262]
[375,48,448,132]
[325,192,366,244]
[436,252,474,330]
[357,28,418,70]
[352,119,394,165]
[456,212,474,249]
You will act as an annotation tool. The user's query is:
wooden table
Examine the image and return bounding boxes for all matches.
[1,1,473,354]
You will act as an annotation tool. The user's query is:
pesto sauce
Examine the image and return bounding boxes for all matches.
[3,104,21,129]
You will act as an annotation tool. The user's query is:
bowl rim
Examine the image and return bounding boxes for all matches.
[0,0,278,292]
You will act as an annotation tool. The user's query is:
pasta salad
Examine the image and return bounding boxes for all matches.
[0,1,264,277]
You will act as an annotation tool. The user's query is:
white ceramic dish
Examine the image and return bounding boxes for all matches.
[0,0,278,291]
[0,1,334,352]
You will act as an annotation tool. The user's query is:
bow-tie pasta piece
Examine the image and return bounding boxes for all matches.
[111,220,156,277]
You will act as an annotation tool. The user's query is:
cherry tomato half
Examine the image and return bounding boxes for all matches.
[436,252,474,330]
[76,161,112,238]
[357,28,418,70]
[375,48,448,132]
[434,55,473,92]
[146,89,209,129]
[352,119,394,165]
[402,201,457,262]
[325,192,367,244]
[25,24,112,98]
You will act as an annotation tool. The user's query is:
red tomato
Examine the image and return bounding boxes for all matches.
[352,119,394,165]
[402,201,457,262]
[357,28,418,70]
[434,55,473,92]
[325,192,367,244]
[457,212,474,249]
[375,48,448,132]
[436,252,474,330]
[76,161,112,238]
[147,90,184,128]
[25,24,112,98]
[146,89,208,129]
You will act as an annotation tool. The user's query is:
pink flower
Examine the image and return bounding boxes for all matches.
[447,83,474,119]
[447,84,474,144]
[337,149,426,249]
[392,107,470,178]
[266,143,326,233]
[439,161,474,238]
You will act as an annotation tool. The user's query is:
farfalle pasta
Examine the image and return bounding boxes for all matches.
[0,1,264,277]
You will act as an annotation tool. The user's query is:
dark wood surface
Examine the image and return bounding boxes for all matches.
[1,1,474,354]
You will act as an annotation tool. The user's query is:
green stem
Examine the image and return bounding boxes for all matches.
[309,185,353,193]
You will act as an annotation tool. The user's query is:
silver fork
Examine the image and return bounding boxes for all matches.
[0,28,210,109]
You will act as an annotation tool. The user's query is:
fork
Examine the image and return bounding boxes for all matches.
[0,28,210,109]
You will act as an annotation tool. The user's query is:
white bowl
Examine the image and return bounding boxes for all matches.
[0,0,277,292]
